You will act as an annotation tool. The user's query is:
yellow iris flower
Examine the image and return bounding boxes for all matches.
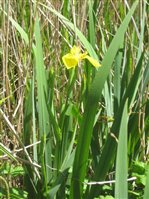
[62,45,101,69]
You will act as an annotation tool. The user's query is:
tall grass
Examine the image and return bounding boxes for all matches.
[0,0,149,199]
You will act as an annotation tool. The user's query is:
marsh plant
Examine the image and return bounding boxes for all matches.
[0,0,149,198]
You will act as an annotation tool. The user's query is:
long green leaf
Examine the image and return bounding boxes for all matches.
[3,10,29,45]
[34,16,52,190]
[88,0,96,48]
[114,43,123,113]
[23,80,37,198]
[115,100,128,198]
[0,143,17,162]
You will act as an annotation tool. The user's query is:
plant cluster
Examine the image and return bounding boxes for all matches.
[0,0,149,198]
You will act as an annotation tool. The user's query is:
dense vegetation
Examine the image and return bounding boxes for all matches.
[0,0,149,198]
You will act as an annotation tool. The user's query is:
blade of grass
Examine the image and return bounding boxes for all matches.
[136,0,146,63]
[0,143,17,162]
[123,52,144,108]
[24,79,37,198]
[32,73,38,174]
[86,0,97,89]
[115,100,128,199]
[114,42,123,114]
[88,0,96,48]
[34,15,52,193]
[2,10,29,45]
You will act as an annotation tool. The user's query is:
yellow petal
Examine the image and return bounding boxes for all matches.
[70,45,81,55]
[62,53,79,69]
[84,55,101,68]
[79,51,88,59]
